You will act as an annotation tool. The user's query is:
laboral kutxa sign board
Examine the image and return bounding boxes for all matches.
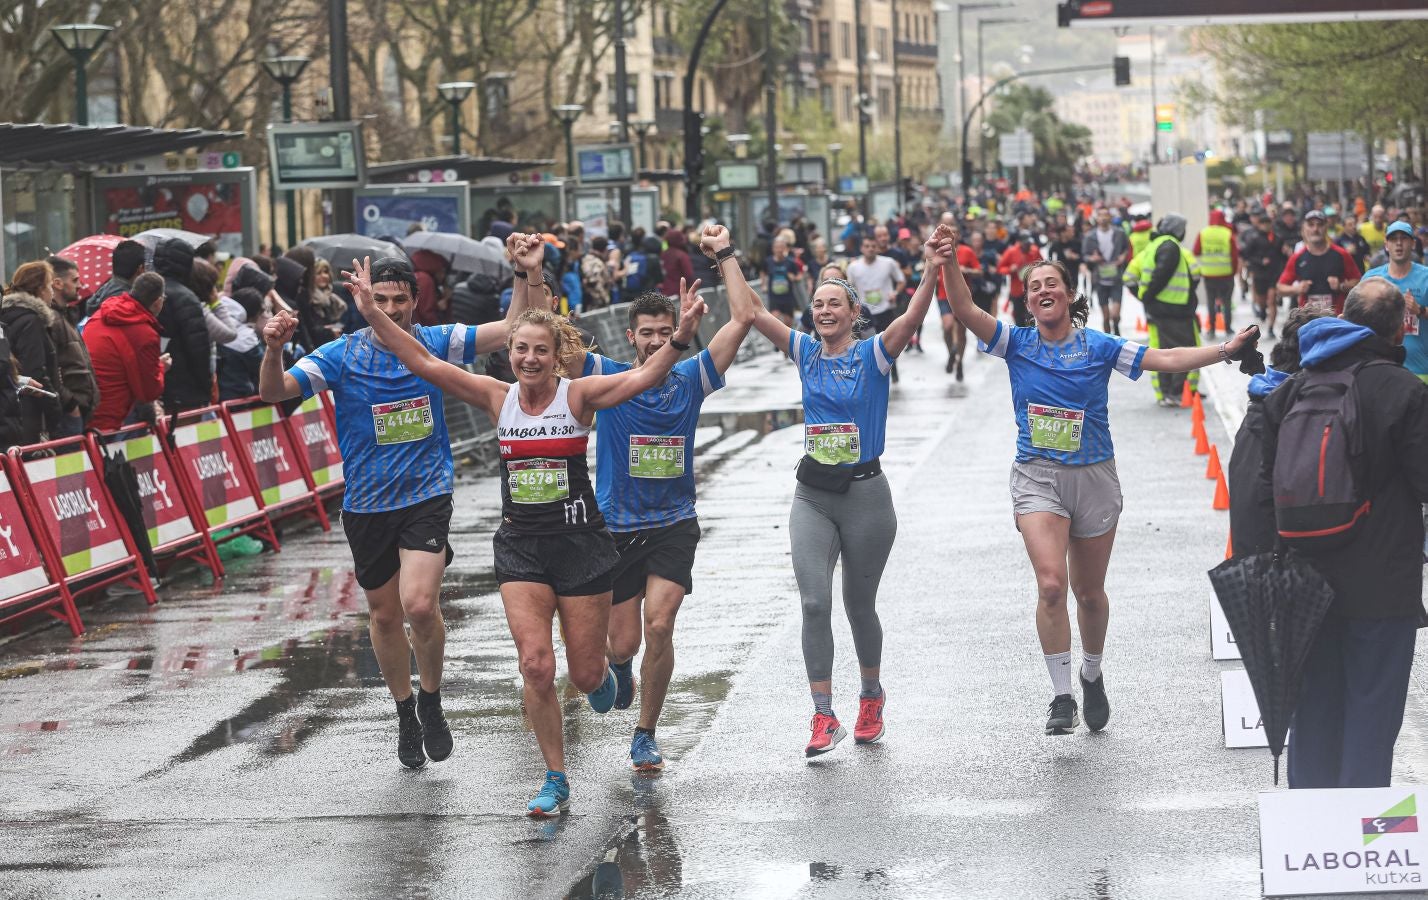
[289,395,343,488]
[227,406,309,507]
[0,466,52,601]
[106,431,196,549]
[170,418,260,528]
[1260,787,1425,896]
[23,450,130,577]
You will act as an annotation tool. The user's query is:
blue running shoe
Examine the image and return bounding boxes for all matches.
[630,730,664,772]
[526,771,570,817]
[612,660,635,710]
[587,665,617,714]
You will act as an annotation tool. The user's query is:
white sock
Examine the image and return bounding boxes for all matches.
[1044,651,1073,696]
[1081,651,1103,683]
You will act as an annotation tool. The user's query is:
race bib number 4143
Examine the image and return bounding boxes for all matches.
[629,435,685,479]
[372,396,434,445]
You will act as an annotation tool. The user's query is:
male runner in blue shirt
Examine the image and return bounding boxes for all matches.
[571,224,756,770]
[259,242,540,769]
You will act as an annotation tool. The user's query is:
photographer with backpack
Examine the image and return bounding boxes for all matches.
[1260,277,1428,789]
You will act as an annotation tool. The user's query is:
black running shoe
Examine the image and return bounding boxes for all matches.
[397,700,427,769]
[1080,674,1110,732]
[611,660,635,711]
[1045,693,1079,736]
[955,359,964,382]
[417,691,454,762]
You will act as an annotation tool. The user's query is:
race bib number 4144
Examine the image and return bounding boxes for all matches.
[372,396,434,445]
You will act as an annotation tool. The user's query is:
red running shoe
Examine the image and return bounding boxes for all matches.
[854,691,886,744]
[805,713,846,757]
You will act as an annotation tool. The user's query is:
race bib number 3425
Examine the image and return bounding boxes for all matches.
[805,423,860,465]
[372,396,434,445]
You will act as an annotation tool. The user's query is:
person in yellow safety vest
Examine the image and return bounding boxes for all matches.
[1127,214,1202,407]
[1128,217,1154,259]
[1193,209,1239,339]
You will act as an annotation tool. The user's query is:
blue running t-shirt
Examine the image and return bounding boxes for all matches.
[981,321,1146,466]
[1362,262,1428,379]
[289,324,478,512]
[790,331,893,466]
[583,350,724,531]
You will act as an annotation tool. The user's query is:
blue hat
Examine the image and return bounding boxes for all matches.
[1386,221,1414,239]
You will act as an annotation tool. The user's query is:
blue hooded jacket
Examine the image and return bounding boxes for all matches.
[1246,366,1288,399]
[1296,317,1377,369]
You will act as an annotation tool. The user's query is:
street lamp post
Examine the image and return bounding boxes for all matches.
[632,119,656,169]
[262,55,311,250]
[853,0,868,187]
[553,104,585,180]
[437,81,475,156]
[762,0,779,229]
[50,23,113,126]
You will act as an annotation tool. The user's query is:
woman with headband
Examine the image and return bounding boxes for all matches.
[749,223,954,757]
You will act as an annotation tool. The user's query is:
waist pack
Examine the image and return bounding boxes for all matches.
[1272,360,1392,551]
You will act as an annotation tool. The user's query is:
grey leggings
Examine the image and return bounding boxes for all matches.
[790,474,898,682]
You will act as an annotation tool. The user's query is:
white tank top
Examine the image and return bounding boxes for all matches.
[496,378,601,532]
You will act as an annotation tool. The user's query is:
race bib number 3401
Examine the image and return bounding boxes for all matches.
[805,423,860,466]
[508,459,570,504]
[629,435,685,479]
[372,396,434,445]
[1028,404,1084,453]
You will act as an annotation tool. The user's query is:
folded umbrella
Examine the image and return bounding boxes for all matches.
[302,234,406,269]
[101,447,158,580]
[402,230,504,274]
[55,234,124,302]
[1208,550,1337,784]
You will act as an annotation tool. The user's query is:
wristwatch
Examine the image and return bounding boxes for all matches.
[669,338,691,351]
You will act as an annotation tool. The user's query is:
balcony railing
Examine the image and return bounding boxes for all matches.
[893,40,937,60]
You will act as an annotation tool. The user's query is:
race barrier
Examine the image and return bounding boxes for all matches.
[6,434,158,634]
[0,392,352,636]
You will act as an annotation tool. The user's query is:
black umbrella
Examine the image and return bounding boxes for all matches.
[1208,550,1337,784]
[101,446,159,580]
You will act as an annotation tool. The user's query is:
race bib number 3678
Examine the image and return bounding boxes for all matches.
[372,396,434,445]
[507,459,570,504]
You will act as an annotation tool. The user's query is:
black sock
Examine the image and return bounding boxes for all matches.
[396,695,416,716]
[417,687,440,708]
[635,725,656,739]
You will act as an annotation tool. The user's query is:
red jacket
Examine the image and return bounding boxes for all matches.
[83,293,165,431]
[997,244,1043,296]
[411,249,449,326]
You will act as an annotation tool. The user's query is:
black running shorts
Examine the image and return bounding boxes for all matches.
[341,494,454,590]
[493,526,619,596]
[610,517,702,605]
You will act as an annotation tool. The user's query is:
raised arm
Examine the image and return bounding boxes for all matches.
[881,225,954,357]
[258,311,302,402]
[570,289,707,420]
[1142,324,1259,372]
[344,258,510,417]
[473,233,545,354]
[943,232,999,347]
[699,225,756,374]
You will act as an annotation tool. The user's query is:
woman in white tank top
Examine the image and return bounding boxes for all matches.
[347,250,706,816]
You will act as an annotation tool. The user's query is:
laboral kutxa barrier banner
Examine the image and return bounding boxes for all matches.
[287,395,343,489]
[23,449,131,577]
[1260,787,1425,896]
[226,405,309,508]
[0,465,53,601]
[170,418,261,529]
[105,430,196,550]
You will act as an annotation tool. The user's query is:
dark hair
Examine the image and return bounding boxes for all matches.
[1269,306,1331,373]
[1344,277,1406,339]
[193,241,217,261]
[112,240,146,280]
[231,287,264,322]
[1022,260,1090,328]
[190,258,219,301]
[46,255,78,277]
[591,236,608,254]
[283,246,316,300]
[131,272,165,308]
[250,254,275,275]
[627,291,677,329]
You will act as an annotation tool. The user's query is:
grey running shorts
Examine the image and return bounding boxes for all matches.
[1010,458,1123,539]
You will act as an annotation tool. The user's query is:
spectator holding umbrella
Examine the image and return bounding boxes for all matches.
[86,239,146,317]
[1260,277,1428,788]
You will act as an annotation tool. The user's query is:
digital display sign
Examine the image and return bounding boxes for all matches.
[267,122,366,190]
[575,144,635,184]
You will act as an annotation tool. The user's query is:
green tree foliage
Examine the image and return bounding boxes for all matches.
[983,83,1092,192]
[675,0,798,132]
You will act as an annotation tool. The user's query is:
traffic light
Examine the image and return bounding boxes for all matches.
[1155,103,1175,133]
[1114,56,1130,87]
[683,110,705,178]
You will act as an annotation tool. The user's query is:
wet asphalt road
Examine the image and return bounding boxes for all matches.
[2,297,1425,900]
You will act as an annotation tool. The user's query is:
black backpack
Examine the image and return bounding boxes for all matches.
[1272,360,1392,551]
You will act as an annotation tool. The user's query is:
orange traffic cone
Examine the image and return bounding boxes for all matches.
[1215,312,1227,332]
[1193,418,1210,456]
[1225,529,1234,560]
[1190,394,1205,435]
[1135,316,1146,332]
[1205,444,1221,478]
[1212,462,1230,511]
[1180,379,1194,408]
